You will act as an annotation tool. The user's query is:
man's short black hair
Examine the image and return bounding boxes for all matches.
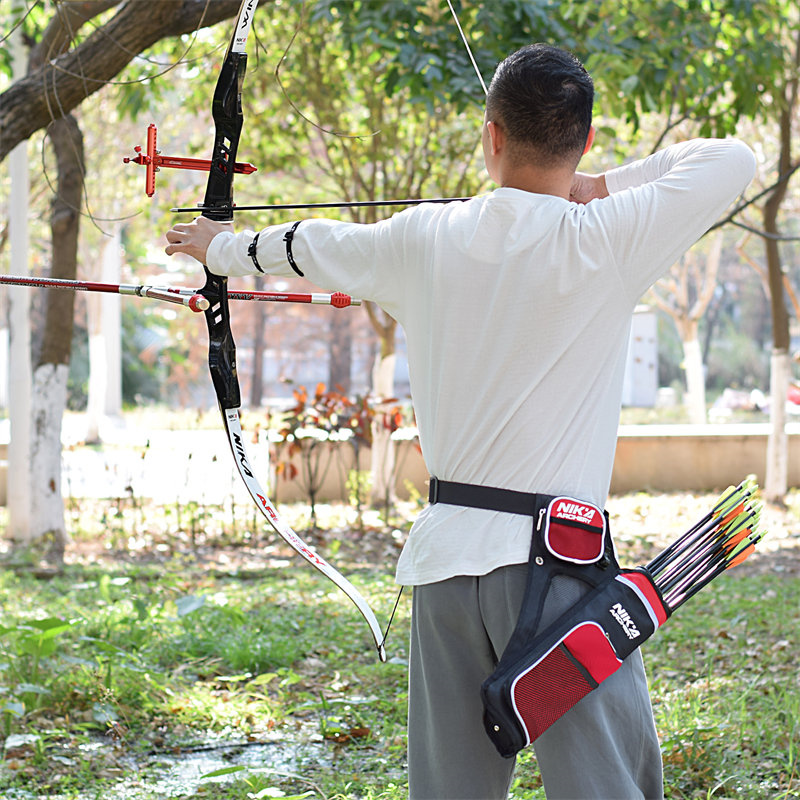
[486,44,594,168]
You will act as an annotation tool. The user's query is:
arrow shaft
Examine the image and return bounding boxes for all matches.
[171,196,472,213]
[226,290,360,307]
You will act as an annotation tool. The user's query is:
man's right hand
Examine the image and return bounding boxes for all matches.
[569,173,608,205]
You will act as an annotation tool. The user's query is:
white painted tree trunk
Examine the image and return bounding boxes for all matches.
[7,12,32,541]
[29,364,70,551]
[370,353,396,509]
[7,282,32,542]
[765,349,789,502]
[85,229,123,442]
[682,337,707,425]
[0,328,8,410]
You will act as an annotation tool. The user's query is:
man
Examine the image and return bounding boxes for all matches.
[166,44,755,800]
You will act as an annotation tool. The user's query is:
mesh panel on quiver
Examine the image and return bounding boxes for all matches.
[511,643,595,742]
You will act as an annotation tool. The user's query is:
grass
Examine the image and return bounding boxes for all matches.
[0,494,798,800]
[647,575,798,799]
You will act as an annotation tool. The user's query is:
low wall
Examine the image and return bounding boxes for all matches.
[610,423,800,493]
[0,423,797,506]
[268,423,799,502]
[268,439,429,504]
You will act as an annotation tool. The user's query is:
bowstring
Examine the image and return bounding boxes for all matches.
[379,586,405,653]
[221,1,485,654]
[445,0,487,96]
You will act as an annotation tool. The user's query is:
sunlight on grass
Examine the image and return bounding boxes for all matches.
[0,494,797,799]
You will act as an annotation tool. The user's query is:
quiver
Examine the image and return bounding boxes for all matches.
[481,495,669,758]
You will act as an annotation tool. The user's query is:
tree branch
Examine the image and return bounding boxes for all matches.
[707,162,800,236]
[0,0,255,162]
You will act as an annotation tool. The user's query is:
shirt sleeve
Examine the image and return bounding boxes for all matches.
[597,138,756,301]
[205,205,441,318]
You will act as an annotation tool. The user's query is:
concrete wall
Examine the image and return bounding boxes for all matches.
[267,423,800,501]
[0,423,797,505]
[610,423,800,493]
[248,423,800,502]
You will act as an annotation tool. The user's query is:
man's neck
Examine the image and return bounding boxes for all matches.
[497,164,575,200]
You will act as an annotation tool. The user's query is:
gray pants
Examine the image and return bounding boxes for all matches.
[408,564,664,800]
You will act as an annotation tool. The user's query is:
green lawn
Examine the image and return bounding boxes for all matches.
[1,494,797,800]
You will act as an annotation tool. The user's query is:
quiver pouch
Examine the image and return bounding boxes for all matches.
[481,495,669,758]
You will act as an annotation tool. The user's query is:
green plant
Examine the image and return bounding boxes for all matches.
[273,384,339,526]
[0,617,74,719]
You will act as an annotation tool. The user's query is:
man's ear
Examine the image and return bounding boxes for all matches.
[582,125,596,155]
[487,120,504,155]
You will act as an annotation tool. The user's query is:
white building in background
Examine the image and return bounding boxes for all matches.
[621,305,658,408]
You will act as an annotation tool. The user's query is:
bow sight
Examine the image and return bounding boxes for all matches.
[124,123,257,197]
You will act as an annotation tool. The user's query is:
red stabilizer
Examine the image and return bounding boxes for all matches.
[188,294,209,313]
[330,292,352,308]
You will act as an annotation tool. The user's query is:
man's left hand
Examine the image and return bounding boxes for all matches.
[165,217,233,263]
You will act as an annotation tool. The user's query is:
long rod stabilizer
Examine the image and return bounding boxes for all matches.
[0,274,360,312]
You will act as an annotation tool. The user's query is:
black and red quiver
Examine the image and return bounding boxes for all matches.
[481,482,764,758]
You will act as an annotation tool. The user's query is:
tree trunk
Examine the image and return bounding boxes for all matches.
[760,60,796,503]
[7,7,32,542]
[328,308,352,395]
[29,113,84,565]
[86,227,123,442]
[682,336,707,425]
[370,352,397,513]
[366,302,398,510]
[249,292,266,408]
[648,234,722,427]
[765,350,789,501]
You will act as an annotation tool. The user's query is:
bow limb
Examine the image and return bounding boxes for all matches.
[196,0,387,662]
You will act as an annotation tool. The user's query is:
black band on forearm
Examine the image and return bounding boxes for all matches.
[247,231,264,273]
[283,220,304,277]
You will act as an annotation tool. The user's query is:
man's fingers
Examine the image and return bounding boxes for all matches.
[165,228,189,243]
[164,228,195,257]
[163,217,230,260]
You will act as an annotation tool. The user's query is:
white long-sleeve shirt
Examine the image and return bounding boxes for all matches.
[207,138,756,585]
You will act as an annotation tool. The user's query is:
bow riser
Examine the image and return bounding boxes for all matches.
[203,0,256,216]
[204,52,247,218]
[201,272,241,412]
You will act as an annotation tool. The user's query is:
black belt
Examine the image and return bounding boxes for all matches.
[428,477,544,517]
